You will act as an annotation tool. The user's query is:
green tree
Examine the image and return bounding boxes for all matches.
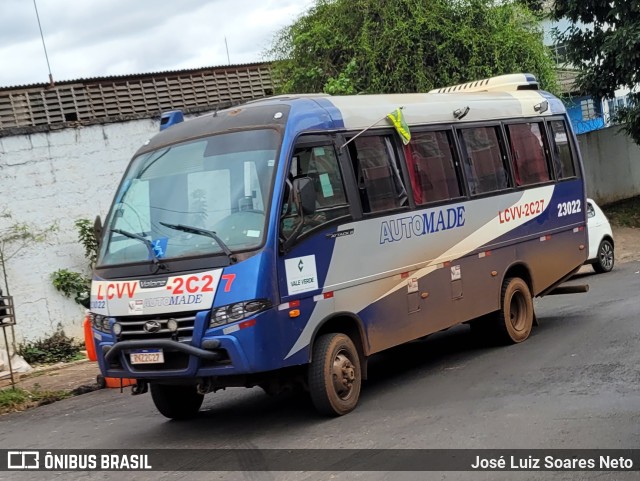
[268,0,557,95]
[515,0,545,14]
[552,1,640,144]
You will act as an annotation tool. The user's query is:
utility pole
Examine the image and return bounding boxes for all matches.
[33,0,55,86]
[224,37,231,65]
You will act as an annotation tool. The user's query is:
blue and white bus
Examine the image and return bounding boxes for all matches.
[90,74,588,418]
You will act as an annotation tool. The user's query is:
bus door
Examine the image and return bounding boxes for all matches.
[276,135,354,357]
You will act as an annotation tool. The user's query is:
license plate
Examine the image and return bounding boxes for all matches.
[130,349,164,365]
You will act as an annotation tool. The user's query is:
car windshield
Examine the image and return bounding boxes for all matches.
[98,129,279,266]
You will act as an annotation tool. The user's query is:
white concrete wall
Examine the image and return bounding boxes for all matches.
[0,120,160,342]
[578,126,640,205]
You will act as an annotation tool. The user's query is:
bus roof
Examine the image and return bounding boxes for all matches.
[139,74,564,154]
[324,89,563,131]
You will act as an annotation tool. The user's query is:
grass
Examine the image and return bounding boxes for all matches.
[0,385,72,415]
[603,196,640,228]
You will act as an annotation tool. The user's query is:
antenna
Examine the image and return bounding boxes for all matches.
[224,36,231,65]
[33,0,54,86]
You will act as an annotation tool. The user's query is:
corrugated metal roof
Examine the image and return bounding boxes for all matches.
[0,61,272,92]
[0,63,276,133]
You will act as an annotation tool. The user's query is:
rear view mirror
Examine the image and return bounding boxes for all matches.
[93,215,103,247]
[293,177,316,216]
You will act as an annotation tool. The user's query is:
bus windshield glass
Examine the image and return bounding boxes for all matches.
[98,129,279,266]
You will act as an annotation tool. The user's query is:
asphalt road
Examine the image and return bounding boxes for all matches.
[2,261,640,481]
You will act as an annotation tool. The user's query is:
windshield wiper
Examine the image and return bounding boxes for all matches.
[159,222,237,264]
[111,228,162,266]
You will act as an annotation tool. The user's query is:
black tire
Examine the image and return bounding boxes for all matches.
[308,333,362,416]
[150,384,204,420]
[593,239,614,273]
[493,277,534,344]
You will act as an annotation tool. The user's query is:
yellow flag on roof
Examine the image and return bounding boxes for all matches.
[387,107,411,145]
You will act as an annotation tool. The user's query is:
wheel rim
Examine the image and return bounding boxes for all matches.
[599,243,613,270]
[509,290,528,332]
[331,349,356,401]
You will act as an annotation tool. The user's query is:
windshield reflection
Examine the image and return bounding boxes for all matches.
[98,129,279,266]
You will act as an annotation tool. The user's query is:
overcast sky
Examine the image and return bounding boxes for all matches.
[0,0,316,87]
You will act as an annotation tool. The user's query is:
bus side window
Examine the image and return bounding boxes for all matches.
[404,130,462,204]
[281,143,349,238]
[505,122,551,186]
[548,120,577,179]
[459,126,511,195]
[348,135,408,213]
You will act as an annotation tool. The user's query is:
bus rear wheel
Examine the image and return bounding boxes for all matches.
[150,384,204,420]
[494,277,534,344]
[309,333,361,416]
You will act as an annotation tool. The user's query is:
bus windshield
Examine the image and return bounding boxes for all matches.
[98,129,280,266]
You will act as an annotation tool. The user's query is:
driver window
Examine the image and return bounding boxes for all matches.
[281,142,349,238]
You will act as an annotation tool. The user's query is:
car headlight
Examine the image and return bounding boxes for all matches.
[210,299,272,328]
[90,313,111,333]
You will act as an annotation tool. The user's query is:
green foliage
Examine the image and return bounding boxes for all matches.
[50,218,98,308]
[18,328,84,365]
[0,387,30,412]
[552,1,640,144]
[51,269,90,307]
[0,213,58,265]
[74,219,98,269]
[514,0,545,14]
[324,59,359,95]
[0,386,71,414]
[268,0,557,95]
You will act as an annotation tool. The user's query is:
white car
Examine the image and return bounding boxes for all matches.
[586,199,615,273]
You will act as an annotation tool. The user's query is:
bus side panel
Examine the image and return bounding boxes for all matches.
[334,266,453,354]
[485,179,587,295]
[449,246,515,324]
[279,183,585,361]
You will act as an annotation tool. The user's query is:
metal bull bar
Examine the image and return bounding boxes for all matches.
[103,338,223,364]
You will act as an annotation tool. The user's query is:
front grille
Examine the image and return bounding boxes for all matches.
[115,312,198,342]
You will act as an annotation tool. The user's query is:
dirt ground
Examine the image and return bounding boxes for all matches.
[0,360,100,393]
[611,226,640,263]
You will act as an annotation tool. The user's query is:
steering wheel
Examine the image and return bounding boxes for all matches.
[211,211,265,245]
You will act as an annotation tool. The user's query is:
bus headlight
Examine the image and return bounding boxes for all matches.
[210,299,272,328]
[90,313,111,333]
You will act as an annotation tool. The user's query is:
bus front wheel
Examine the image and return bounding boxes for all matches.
[150,384,204,420]
[309,333,362,416]
[495,277,534,344]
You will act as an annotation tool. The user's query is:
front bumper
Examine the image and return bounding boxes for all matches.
[93,309,276,380]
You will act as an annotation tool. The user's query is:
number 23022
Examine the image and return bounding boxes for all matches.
[557,200,581,217]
